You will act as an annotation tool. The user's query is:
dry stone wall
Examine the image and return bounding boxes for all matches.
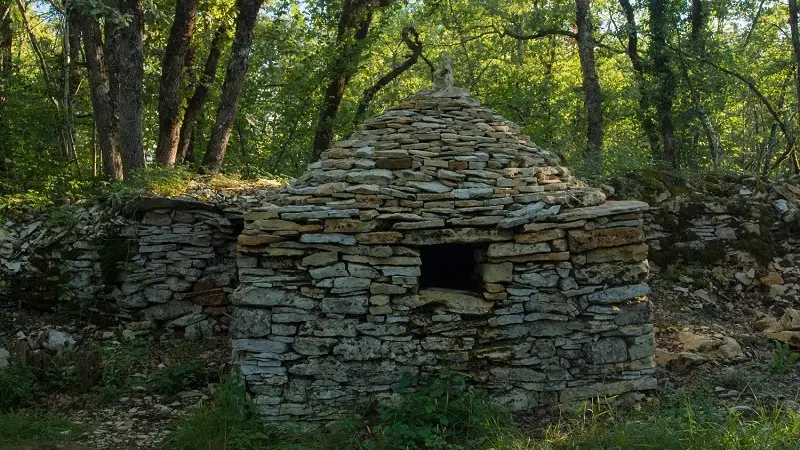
[0,194,258,338]
[610,174,800,306]
[610,174,800,345]
[231,88,657,423]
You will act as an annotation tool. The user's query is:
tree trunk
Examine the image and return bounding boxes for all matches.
[80,13,123,180]
[155,0,196,165]
[575,0,603,175]
[0,0,11,174]
[0,1,11,111]
[649,0,679,168]
[619,0,660,161]
[177,25,226,164]
[67,5,81,101]
[201,0,263,173]
[312,0,384,160]
[685,0,721,167]
[117,0,146,177]
[104,14,120,132]
[788,0,800,171]
[61,0,78,164]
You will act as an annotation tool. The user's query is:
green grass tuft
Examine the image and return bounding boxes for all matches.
[0,413,84,450]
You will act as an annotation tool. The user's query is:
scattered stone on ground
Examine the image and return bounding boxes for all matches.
[0,346,9,369]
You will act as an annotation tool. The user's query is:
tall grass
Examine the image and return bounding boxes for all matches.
[161,375,800,450]
[0,413,84,450]
[161,375,273,450]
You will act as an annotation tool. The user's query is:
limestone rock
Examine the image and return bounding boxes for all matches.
[42,330,76,353]
[0,347,9,370]
[780,308,800,331]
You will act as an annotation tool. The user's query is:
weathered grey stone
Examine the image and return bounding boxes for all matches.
[301,252,339,267]
[453,187,494,199]
[232,286,304,307]
[300,234,357,246]
[586,337,628,364]
[345,169,394,185]
[144,285,173,304]
[231,308,272,338]
[554,201,650,222]
[370,283,406,295]
[0,347,9,370]
[397,289,494,315]
[568,227,645,252]
[331,277,371,293]
[584,284,651,304]
[142,300,202,321]
[167,313,207,328]
[232,339,288,353]
[309,262,349,279]
[43,330,76,352]
[379,266,420,277]
[293,337,335,356]
[142,211,172,226]
[347,264,381,278]
[516,272,559,287]
[320,296,368,315]
[486,242,550,257]
[403,228,512,245]
[221,86,658,424]
[584,244,648,264]
[406,180,452,193]
[615,300,652,326]
[333,337,383,360]
[478,262,513,283]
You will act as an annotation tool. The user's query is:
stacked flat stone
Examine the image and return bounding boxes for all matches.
[231,88,657,423]
[0,196,247,339]
[641,179,800,304]
[116,198,240,339]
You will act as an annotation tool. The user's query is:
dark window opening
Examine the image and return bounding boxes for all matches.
[419,244,479,291]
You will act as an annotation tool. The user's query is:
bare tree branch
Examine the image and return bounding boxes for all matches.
[353,26,423,124]
[502,27,577,40]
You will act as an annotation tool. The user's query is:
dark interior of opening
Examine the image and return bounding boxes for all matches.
[419,244,479,291]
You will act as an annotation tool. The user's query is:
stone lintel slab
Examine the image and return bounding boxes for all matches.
[401,227,513,245]
[553,201,650,223]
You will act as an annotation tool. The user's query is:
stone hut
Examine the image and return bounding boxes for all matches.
[231,85,656,423]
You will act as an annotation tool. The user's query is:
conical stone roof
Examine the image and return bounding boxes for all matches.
[270,87,609,230]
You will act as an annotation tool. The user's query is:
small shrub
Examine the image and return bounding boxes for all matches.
[0,362,36,412]
[770,341,799,375]
[150,362,208,396]
[0,412,83,449]
[162,375,271,450]
[76,340,149,405]
[365,374,514,450]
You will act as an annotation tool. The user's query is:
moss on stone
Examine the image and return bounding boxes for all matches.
[652,240,727,269]
[730,238,775,266]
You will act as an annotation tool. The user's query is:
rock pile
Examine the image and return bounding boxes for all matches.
[611,174,800,319]
[232,87,656,423]
[754,308,800,347]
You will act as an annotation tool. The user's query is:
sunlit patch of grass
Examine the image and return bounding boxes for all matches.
[486,395,800,450]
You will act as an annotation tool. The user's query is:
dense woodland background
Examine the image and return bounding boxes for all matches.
[0,0,799,202]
